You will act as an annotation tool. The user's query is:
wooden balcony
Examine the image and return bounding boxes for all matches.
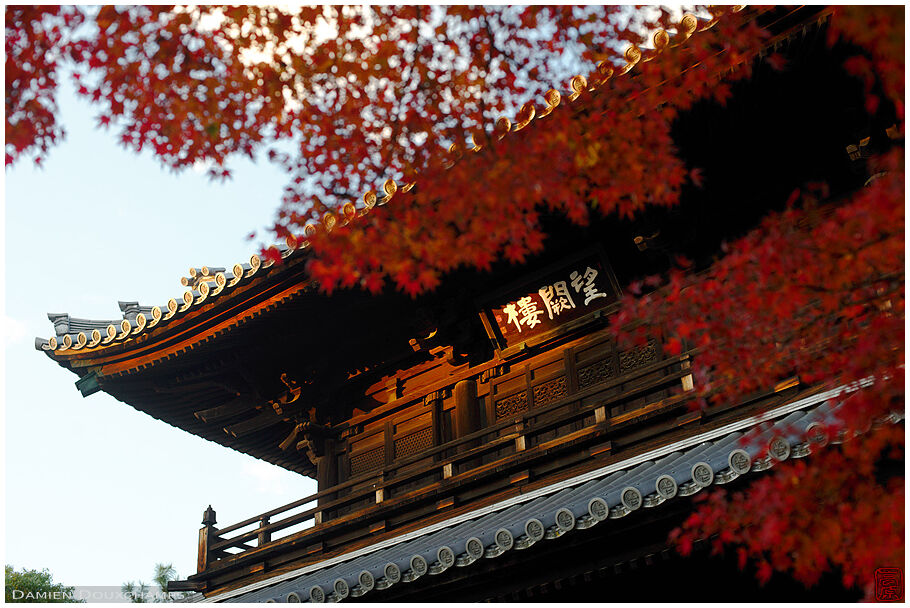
[183,337,721,594]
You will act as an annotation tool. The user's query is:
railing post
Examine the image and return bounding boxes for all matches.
[257,515,271,546]
[374,472,386,504]
[512,420,528,453]
[197,505,217,574]
[680,355,694,392]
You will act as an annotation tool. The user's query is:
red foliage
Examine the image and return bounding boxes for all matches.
[5,6,83,165]
[608,8,905,598]
[628,159,905,598]
[6,6,765,286]
[672,421,903,596]
[5,5,904,599]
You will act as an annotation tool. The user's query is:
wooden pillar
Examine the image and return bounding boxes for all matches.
[452,379,480,477]
[315,439,337,524]
[454,379,480,441]
[316,438,337,493]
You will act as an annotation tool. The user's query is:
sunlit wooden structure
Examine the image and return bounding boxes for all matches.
[38,6,899,602]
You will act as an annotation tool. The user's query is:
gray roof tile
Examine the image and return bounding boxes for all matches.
[36,244,300,354]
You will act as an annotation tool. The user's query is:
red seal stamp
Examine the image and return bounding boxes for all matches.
[875,567,904,602]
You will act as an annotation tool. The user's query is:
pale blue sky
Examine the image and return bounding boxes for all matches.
[4,78,316,586]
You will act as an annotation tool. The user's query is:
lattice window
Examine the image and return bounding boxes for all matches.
[532,376,568,407]
[619,338,658,373]
[577,358,615,389]
[350,446,385,476]
[394,427,433,459]
[495,392,528,419]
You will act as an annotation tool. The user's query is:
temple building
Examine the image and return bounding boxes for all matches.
[36,6,899,602]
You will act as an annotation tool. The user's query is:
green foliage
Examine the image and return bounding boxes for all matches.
[152,563,177,592]
[122,562,185,603]
[120,581,150,603]
[5,565,82,603]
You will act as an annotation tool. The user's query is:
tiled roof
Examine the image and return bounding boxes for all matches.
[36,243,295,355]
[37,9,752,358]
[205,381,897,603]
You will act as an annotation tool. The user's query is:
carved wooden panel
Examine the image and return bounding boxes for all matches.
[577,358,615,389]
[495,392,528,419]
[394,426,433,460]
[350,446,385,476]
[532,376,568,407]
[619,338,659,373]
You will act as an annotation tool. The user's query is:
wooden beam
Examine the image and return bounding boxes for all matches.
[167,580,204,593]
[154,379,235,395]
[194,397,253,423]
[224,402,307,437]
[224,411,282,437]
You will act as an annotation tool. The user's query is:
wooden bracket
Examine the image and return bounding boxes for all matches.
[369,520,387,534]
[676,410,702,427]
[510,470,531,485]
[305,542,324,555]
[589,440,613,457]
[249,562,266,574]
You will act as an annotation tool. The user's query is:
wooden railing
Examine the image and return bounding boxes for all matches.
[190,348,696,582]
